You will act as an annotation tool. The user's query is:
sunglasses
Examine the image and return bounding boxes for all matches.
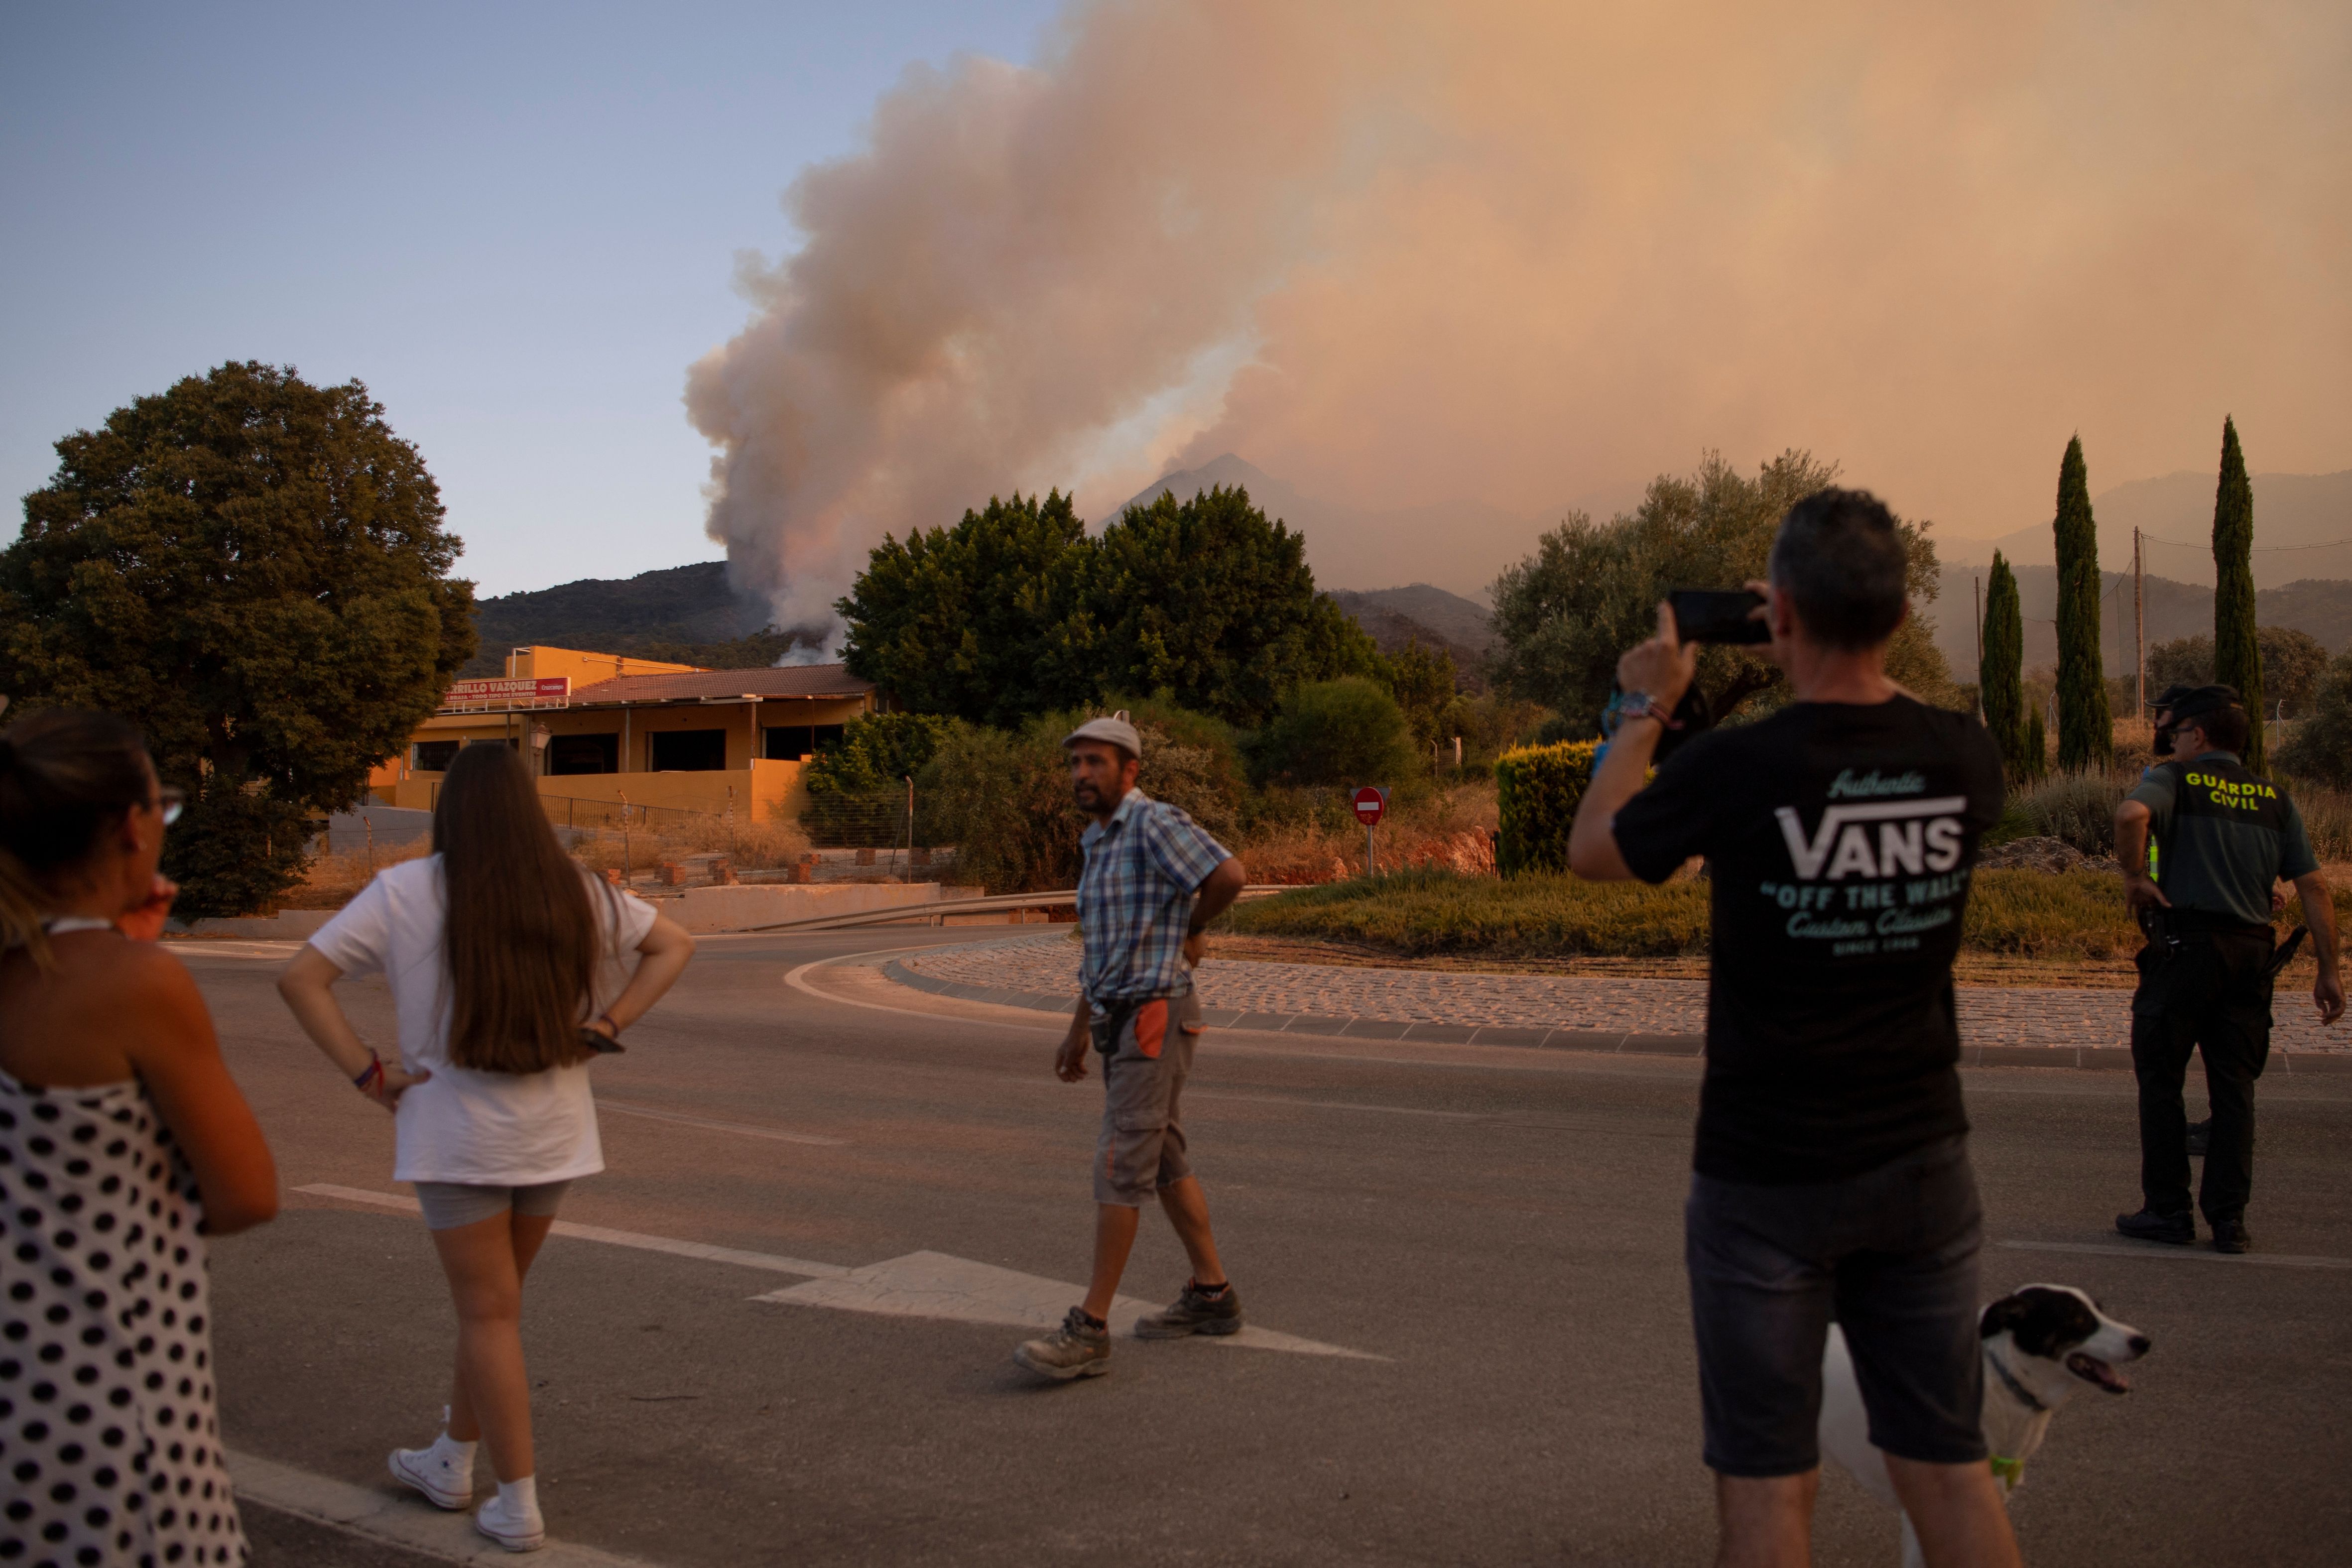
[157,787,185,827]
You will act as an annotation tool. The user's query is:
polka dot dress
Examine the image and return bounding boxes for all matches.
[0,1067,246,1567]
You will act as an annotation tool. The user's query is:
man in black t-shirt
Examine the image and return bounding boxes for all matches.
[1568,489,2018,1568]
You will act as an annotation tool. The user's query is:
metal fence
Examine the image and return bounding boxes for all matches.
[799,790,918,850]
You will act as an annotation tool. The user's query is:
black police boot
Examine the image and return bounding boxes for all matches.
[2186,1117,2212,1157]
[2210,1216,2252,1254]
[2116,1208,2195,1245]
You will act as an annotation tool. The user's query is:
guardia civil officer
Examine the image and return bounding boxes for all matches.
[2113,685,2343,1254]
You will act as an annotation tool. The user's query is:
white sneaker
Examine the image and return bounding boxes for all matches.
[475,1492,547,1553]
[388,1442,472,1510]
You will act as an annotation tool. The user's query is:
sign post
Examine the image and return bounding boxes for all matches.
[1352,786,1387,875]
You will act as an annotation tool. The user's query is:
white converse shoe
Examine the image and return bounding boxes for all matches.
[475,1491,547,1553]
[388,1440,473,1510]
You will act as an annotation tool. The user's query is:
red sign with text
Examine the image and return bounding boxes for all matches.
[439,676,571,712]
[1352,786,1386,827]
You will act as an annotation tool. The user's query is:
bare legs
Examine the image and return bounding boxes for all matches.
[1079,1177,1227,1321]
[1714,1473,1817,1568]
[1713,1461,2019,1568]
[1884,1456,2022,1568]
[430,1208,555,1483]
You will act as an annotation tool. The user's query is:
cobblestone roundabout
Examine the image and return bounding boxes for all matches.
[894,933,2352,1056]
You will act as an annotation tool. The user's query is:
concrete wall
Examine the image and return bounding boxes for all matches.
[377,758,809,824]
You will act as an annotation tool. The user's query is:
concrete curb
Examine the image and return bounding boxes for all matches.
[878,958,2352,1074]
[228,1448,660,1566]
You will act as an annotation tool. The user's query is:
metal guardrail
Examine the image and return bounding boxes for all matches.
[743,885,1290,934]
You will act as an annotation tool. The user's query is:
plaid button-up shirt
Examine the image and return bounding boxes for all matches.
[1076,788,1233,1009]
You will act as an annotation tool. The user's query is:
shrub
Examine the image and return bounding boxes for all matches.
[2277,650,2352,787]
[1494,740,1598,877]
[803,712,953,796]
[1227,867,1709,956]
[919,704,1247,892]
[1250,677,1421,790]
[2009,769,2127,856]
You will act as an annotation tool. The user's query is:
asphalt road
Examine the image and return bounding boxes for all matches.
[172,929,2352,1566]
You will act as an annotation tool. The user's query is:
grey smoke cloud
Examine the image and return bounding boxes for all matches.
[688,0,2352,633]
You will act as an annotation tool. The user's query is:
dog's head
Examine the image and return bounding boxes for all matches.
[1981,1284,2150,1397]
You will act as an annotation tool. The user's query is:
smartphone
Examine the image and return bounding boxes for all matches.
[1669,588,1768,646]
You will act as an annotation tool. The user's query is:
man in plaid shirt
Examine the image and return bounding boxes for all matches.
[1014,712,1249,1380]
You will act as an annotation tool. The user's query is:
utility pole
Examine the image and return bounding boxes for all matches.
[2133,526,2146,721]
[1973,576,1983,721]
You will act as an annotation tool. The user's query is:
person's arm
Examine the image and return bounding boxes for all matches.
[587,911,695,1040]
[1055,994,1092,1083]
[1180,857,1247,966]
[1568,601,1698,882]
[2291,870,2345,1024]
[276,946,430,1107]
[2114,798,2170,918]
[123,951,278,1234]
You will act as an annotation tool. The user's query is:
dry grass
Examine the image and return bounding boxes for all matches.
[1234,783,1498,884]
[278,840,432,909]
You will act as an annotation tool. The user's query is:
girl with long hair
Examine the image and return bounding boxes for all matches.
[276,740,694,1553]
[0,708,279,1568]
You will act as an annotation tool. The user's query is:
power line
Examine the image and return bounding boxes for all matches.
[2138,533,2352,553]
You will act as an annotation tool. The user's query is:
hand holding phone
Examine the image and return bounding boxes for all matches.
[1668,589,1768,646]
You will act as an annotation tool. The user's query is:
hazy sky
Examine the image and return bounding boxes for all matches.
[9,2,2349,619]
[0,0,1060,596]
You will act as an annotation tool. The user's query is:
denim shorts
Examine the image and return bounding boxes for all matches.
[1685,1134,1986,1476]
[413,1179,573,1231]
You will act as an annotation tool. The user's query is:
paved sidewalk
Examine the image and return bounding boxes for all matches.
[888,933,2352,1069]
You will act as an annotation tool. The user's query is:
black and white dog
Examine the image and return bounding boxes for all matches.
[1819,1285,2151,1567]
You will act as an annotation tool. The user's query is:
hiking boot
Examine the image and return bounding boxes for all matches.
[2186,1117,2212,1157]
[2116,1208,2195,1245]
[1014,1307,1111,1380]
[1134,1279,1243,1340]
[2210,1217,2252,1255]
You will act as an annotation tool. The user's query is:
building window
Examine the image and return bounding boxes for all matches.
[761,723,846,761]
[548,733,619,775]
[414,740,460,772]
[650,728,728,772]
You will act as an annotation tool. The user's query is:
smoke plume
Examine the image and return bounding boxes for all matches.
[688,0,2352,633]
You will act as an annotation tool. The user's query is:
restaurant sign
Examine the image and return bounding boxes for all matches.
[438,676,571,713]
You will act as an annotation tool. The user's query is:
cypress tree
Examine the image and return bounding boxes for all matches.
[2025,707,2048,781]
[2052,435,2112,770]
[2212,415,2263,770]
[1981,551,2027,769]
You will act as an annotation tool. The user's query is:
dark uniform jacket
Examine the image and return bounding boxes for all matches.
[2128,750,2318,929]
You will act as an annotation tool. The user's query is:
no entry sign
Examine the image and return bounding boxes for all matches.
[1353,786,1387,827]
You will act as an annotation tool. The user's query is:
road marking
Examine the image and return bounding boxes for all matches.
[598,1097,849,1146]
[294,1184,1373,1360]
[754,1249,1381,1359]
[166,939,304,960]
[784,947,1065,1028]
[2000,1239,2352,1271]
[293,1184,852,1279]
[229,1447,661,1566]
[1185,1088,1484,1120]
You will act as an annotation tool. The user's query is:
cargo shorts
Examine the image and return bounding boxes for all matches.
[1090,991,1202,1206]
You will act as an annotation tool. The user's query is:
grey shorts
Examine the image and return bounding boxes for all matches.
[1685,1134,1985,1477]
[413,1179,574,1231]
[1091,992,1201,1206]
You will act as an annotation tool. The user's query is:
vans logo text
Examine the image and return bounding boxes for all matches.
[1775,798,1968,880]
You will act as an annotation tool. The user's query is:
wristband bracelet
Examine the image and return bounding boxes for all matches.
[353,1050,383,1093]
[595,1012,620,1036]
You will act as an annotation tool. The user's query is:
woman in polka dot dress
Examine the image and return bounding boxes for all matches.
[0,711,279,1568]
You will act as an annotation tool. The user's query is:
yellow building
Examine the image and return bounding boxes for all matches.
[371,646,879,824]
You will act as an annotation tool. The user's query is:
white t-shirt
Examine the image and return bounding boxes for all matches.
[307,855,658,1186]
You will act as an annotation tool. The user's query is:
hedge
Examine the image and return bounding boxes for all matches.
[1494,739,1599,877]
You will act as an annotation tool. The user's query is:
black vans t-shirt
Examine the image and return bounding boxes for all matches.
[1610,697,2005,1185]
